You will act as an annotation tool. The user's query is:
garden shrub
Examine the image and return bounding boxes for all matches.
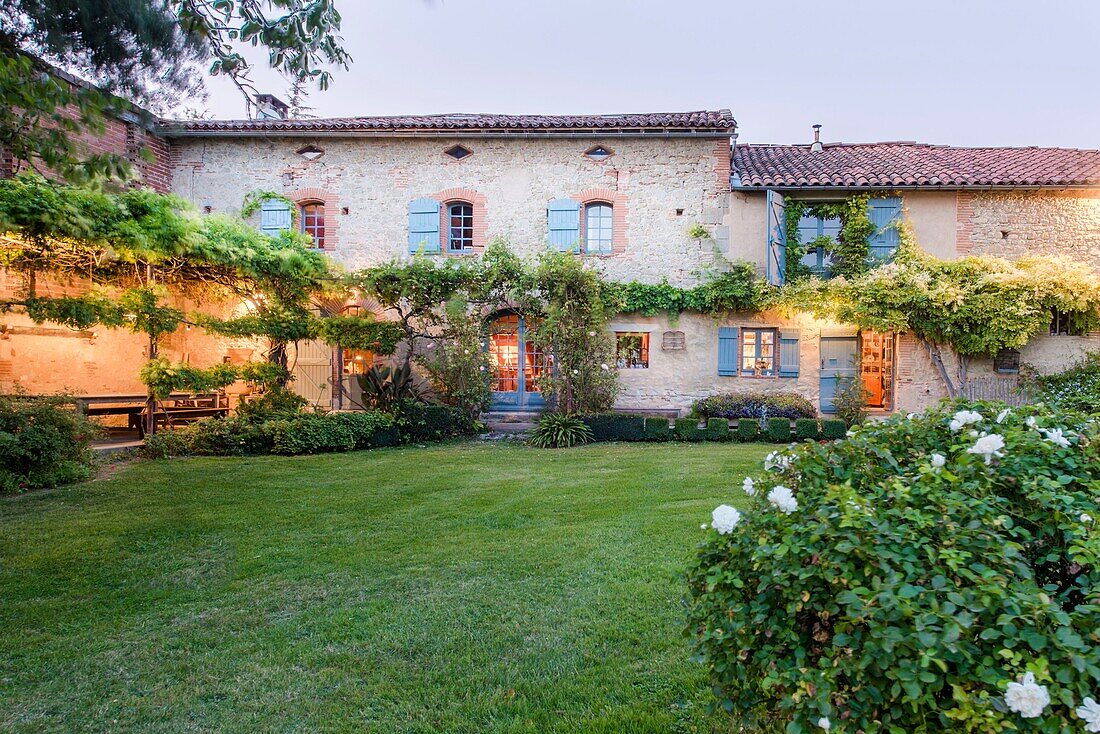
[833,376,870,427]
[735,419,760,442]
[765,417,791,442]
[794,417,820,441]
[393,401,479,443]
[687,402,1100,733]
[580,413,645,442]
[705,418,730,442]
[675,417,705,442]
[527,413,593,448]
[1028,350,1100,414]
[272,411,395,455]
[693,391,816,421]
[235,387,308,422]
[643,417,671,442]
[821,418,847,440]
[0,394,99,492]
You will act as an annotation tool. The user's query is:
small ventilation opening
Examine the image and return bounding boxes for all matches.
[296,144,325,161]
[445,145,472,160]
[585,145,613,161]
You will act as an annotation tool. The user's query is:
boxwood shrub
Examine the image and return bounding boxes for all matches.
[643,417,671,442]
[821,418,847,440]
[794,417,820,441]
[687,402,1100,733]
[394,401,478,443]
[675,417,705,442]
[705,418,730,442]
[765,417,791,443]
[735,419,760,442]
[693,391,816,421]
[580,413,645,442]
[0,394,99,493]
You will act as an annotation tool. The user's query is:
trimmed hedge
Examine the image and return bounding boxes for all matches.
[766,417,792,442]
[643,417,671,442]
[821,418,847,440]
[736,419,760,442]
[580,413,645,442]
[694,391,816,421]
[705,418,730,442]
[794,417,820,441]
[675,418,705,442]
[394,402,479,443]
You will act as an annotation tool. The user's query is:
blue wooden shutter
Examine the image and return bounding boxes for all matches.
[408,198,441,253]
[718,327,739,376]
[259,199,292,236]
[766,190,787,285]
[868,197,902,260]
[547,198,581,252]
[779,329,801,377]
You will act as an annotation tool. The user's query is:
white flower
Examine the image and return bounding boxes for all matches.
[572,369,579,375]
[949,410,983,432]
[1082,513,1094,524]
[967,433,1005,464]
[817,718,831,732]
[930,453,946,468]
[700,523,708,530]
[1004,671,1050,718]
[1026,416,1039,430]
[1076,696,1100,732]
[968,429,980,438]
[1043,427,1071,448]
[742,477,756,496]
[463,349,470,355]
[906,412,916,420]
[767,485,798,514]
[711,504,741,534]
[997,408,1011,423]
[764,451,790,472]
[479,365,486,372]
[587,331,596,337]
[600,363,609,371]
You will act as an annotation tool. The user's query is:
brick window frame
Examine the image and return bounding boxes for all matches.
[432,187,487,254]
[288,187,340,250]
[573,187,627,255]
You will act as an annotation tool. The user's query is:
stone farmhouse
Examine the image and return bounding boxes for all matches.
[4,101,1100,417]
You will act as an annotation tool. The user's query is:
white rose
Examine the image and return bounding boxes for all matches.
[711,504,741,535]
[767,485,798,514]
[1082,513,1094,524]
[930,453,946,468]
[1043,427,1071,448]
[1076,696,1100,732]
[996,408,1011,423]
[1004,671,1050,718]
[742,476,756,496]
[600,363,609,370]
[966,433,1005,465]
[816,718,831,732]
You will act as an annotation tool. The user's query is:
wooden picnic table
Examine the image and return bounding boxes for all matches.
[70,393,228,437]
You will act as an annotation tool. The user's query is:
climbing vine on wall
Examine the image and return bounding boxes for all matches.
[783,194,878,282]
[241,190,299,227]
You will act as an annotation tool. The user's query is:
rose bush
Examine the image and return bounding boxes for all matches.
[687,401,1100,733]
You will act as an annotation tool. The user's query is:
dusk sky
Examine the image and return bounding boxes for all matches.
[199,0,1100,149]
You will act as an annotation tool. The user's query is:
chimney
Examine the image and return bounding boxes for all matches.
[254,94,290,120]
[810,124,823,152]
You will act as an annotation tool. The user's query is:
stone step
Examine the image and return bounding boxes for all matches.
[481,411,541,424]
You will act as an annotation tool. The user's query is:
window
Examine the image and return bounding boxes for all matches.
[447,202,473,252]
[1050,309,1085,336]
[342,348,374,375]
[994,348,1021,374]
[796,211,840,274]
[295,144,324,161]
[741,328,777,377]
[585,145,613,161]
[584,202,613,254]
[445,145,472,160]
[300,202,325,249]
[616,332,649,369]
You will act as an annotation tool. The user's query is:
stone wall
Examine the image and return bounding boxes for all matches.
[168,135,731,286]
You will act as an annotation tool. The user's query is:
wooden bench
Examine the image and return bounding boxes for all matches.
[136,405,230,437]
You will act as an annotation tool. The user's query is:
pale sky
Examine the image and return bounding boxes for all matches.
[198,0,1100,149]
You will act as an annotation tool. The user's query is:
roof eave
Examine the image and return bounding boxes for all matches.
[733,183,1100,192]
[156,126,734,140]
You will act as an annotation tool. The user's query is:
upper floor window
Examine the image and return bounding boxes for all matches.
[741,328,777,377]
[300,202,325,249]
[447,201,473,252]
[1050,309,1086,337]
[584,202,613,254]
[797,211,840,275]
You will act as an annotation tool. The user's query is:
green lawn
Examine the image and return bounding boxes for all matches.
[1,441,767,733]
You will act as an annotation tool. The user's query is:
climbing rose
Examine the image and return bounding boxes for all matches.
[1077,697,1100,732]
[1043,427,1072,448]
[767,485,798,514]
[930,453,946,468]
[949,409,983,432]
[967,433,1005,464]
[817,718,831,731]
[711,505,741,535]
[742,476,756,496]
[1004,672,1050,718]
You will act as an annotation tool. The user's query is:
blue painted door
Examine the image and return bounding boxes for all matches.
[488,313,547,410]
[820,337,858,413]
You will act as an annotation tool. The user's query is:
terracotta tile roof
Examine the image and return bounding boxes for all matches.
[733,142,1100,189]
[159,110,736,137]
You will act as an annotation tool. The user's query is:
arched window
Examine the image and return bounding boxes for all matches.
[447,201,473,252]
[584,202,613,254]
[300,202,325,249]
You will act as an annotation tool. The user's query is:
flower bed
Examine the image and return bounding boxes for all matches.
[693,391,817,421]
[687,402,1100,732]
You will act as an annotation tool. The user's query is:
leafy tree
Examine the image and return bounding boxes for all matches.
[0,0,350,180]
